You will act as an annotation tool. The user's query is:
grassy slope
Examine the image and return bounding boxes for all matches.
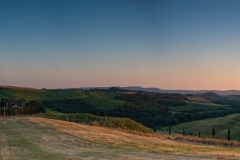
[169,102,230,113]
[169,96,231,113]
[1,117,240,160]
[41,109,153,133]
[187,96,214,104]
[83,91,125,110]
[162,114,240,140]
[0,88,125,110]
[0,88,87,101]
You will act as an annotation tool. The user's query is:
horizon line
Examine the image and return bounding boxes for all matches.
[1,85,240,91]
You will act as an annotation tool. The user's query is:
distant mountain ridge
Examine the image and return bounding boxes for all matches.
[77,86,240,95]
[121,86,240,95]
[1,85,240,95]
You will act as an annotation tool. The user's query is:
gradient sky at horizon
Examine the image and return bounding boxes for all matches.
[1,0,240,90]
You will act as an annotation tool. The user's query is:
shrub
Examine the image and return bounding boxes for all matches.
[42,112,153,133]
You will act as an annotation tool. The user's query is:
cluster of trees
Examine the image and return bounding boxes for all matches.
[110,93,187,127]
[169,127,231,141]
[42,91,240,128]
[43,92,187,127]
[44,113,152,133]
[0,100,45,116]
[24,100,45,114]
[199,92,240,108]
[214,98,240,107]
[172,108,240,124]
[116,92,187,107]
[108,105,240,128]
[42,99,92,113]
[107,102,170,127]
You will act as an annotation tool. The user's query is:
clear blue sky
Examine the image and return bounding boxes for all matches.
[1,0,240,89]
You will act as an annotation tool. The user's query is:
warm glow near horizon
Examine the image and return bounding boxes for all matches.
[1,0,240,90]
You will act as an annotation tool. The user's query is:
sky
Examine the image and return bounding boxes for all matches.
[1,0,240,90]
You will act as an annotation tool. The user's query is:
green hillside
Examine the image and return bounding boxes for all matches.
[0,88,125,110]
[170,95,232,113]
[0,88,87,101]
[2,87,240,130]
[83,91,125,110]
[0,87,186,128]
[169,102,230,113]
[42,111,153,133]
[161,114,240,140]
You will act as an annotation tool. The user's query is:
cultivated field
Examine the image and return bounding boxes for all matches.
[1,117,240,160]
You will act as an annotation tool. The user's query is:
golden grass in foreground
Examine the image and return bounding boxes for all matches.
[42,112,153,133]
[176,135,240,147]
[28,117,240,159]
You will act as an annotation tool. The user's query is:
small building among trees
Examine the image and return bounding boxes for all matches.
[0,98,27,116]
[0,98,45,116]
[1,98,26,108]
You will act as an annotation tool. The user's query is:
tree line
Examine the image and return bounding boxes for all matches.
[166,126,231,141]
[0,100,45,116]
[42,91,240,128]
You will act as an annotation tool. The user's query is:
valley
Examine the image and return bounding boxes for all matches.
[1,86,240,159]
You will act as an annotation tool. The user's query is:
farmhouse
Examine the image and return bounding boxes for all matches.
[0,98,27,116]
[0,98,26,108]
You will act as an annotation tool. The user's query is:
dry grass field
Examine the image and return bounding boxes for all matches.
[1,117,240,160]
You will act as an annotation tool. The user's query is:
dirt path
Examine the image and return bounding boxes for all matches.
[0,133,15,160]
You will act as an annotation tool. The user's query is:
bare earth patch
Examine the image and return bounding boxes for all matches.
[0,133,15,160]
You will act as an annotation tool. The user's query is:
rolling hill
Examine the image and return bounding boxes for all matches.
[162,114,240,140]
[121,86,240,95]
[0,87,88,101]
[1,86,240,129]
[0,87,125,109]
[1,116,240,160]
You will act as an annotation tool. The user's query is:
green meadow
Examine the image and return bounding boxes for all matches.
[0,88,125,110]
[0,88,89,101]
[169,102,230,113]
[161,114,240,140]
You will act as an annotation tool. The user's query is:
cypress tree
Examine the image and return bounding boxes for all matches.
[198,130,201,138]
[169,126,171,135]
[153,126,156,133]
[227,127,230,141]
[212,128,215,138]
[182,129,185,136]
